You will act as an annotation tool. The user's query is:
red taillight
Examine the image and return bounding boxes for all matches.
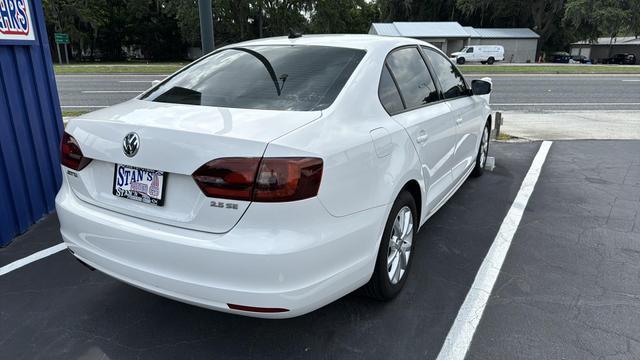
[192,158,261,201]
[60,132,92,171]
[227,303,289,313]
[254,157,323,202]
[192,157,323,202]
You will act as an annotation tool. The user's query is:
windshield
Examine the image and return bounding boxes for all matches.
[142,45,366,111]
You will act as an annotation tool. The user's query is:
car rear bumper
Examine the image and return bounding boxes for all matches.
[56,177,387,318]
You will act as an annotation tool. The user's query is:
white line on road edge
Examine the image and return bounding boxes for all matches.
[622,80,640,82]
[56,74,170,77]
[119,80,155,83]
[81,90,142,94]
[435,141,553,360]
[61,105,108,109]
[0,243,68,276]
[468,74,640,78]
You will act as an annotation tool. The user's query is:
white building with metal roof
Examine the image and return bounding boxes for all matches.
[369,22,539,63]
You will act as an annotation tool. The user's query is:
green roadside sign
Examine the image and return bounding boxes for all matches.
[54,33,70,44]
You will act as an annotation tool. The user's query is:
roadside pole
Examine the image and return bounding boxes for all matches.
[56,43,62,65]
[494,112,503,139]
[198,0,215,55]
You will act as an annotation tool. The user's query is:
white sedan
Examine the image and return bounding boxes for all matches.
[56,35,492,318]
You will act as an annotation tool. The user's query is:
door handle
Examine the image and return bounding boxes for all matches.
[416,133,429,144]
[456,118,463,125]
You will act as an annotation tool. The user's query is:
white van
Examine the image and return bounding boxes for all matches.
[451,45,505,65]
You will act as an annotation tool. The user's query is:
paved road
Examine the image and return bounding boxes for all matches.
[56,74,640,112]
[56,74,164,110]
[471,75,640,111]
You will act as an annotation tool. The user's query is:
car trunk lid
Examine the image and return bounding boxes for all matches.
[64,100,321,233]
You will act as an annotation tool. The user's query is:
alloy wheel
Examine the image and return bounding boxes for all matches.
[387,206,413,284]
[479,126,489,169]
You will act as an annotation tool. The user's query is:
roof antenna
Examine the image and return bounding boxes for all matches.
[288,28,303,39]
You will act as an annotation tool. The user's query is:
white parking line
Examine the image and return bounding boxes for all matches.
[436,141,553,360]
[119,80,156,83]
[622,80,640,82]
[0,243,67,276]
[81,91,142,94]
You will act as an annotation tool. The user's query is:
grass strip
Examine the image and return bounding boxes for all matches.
[460,65,640,74]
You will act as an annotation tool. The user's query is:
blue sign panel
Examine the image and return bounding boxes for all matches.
[0,0,63,246]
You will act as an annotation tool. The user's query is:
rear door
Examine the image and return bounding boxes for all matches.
[381,46,457,212]
[422,46,485,182]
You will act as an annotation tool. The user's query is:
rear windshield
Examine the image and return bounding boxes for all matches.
[141,45,366,111]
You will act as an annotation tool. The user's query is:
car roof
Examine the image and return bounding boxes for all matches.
[228,34,438,52]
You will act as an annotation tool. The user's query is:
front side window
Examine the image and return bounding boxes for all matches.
[142,45,366,111]
[385,47,439,109]
[467,47,474,53]
[422,47,469,100]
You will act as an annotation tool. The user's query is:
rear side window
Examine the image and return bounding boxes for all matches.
[378,66,404,114]
[422,47,468,100]
[142,45,366,111]
[385,47,439,109]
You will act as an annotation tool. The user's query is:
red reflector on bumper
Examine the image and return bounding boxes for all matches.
[227,303,290,313]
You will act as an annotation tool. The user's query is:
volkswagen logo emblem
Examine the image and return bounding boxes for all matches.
[123,132,140,157]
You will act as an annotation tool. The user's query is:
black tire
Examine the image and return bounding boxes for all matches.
[457,57,466,65]
[481,61,487,65]
[472,122,491,177]
[487,57,495,65]
[362,191,418,300]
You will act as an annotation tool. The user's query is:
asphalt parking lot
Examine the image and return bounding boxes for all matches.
[2,140,639,359]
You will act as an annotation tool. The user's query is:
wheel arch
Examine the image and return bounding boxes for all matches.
[400,180,422,227]
[475,113,492,151]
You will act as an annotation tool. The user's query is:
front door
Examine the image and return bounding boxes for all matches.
[423,47,484,182]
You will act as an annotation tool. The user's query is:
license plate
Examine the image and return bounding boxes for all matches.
[113,164,167,206]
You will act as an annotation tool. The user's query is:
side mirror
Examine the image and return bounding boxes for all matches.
[472,79,491,95]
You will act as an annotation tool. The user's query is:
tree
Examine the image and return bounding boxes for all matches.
[456,0,492,26]
[378,0,412,22]
[529,0,566,52]
[163,0,200,46]
[629,0,640,37]
[124,0,186,60]
[309,0,379,34]
[564,0,631,54]
[43,0,110,60]
[261,0,311,36]
[43,0,640,61]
